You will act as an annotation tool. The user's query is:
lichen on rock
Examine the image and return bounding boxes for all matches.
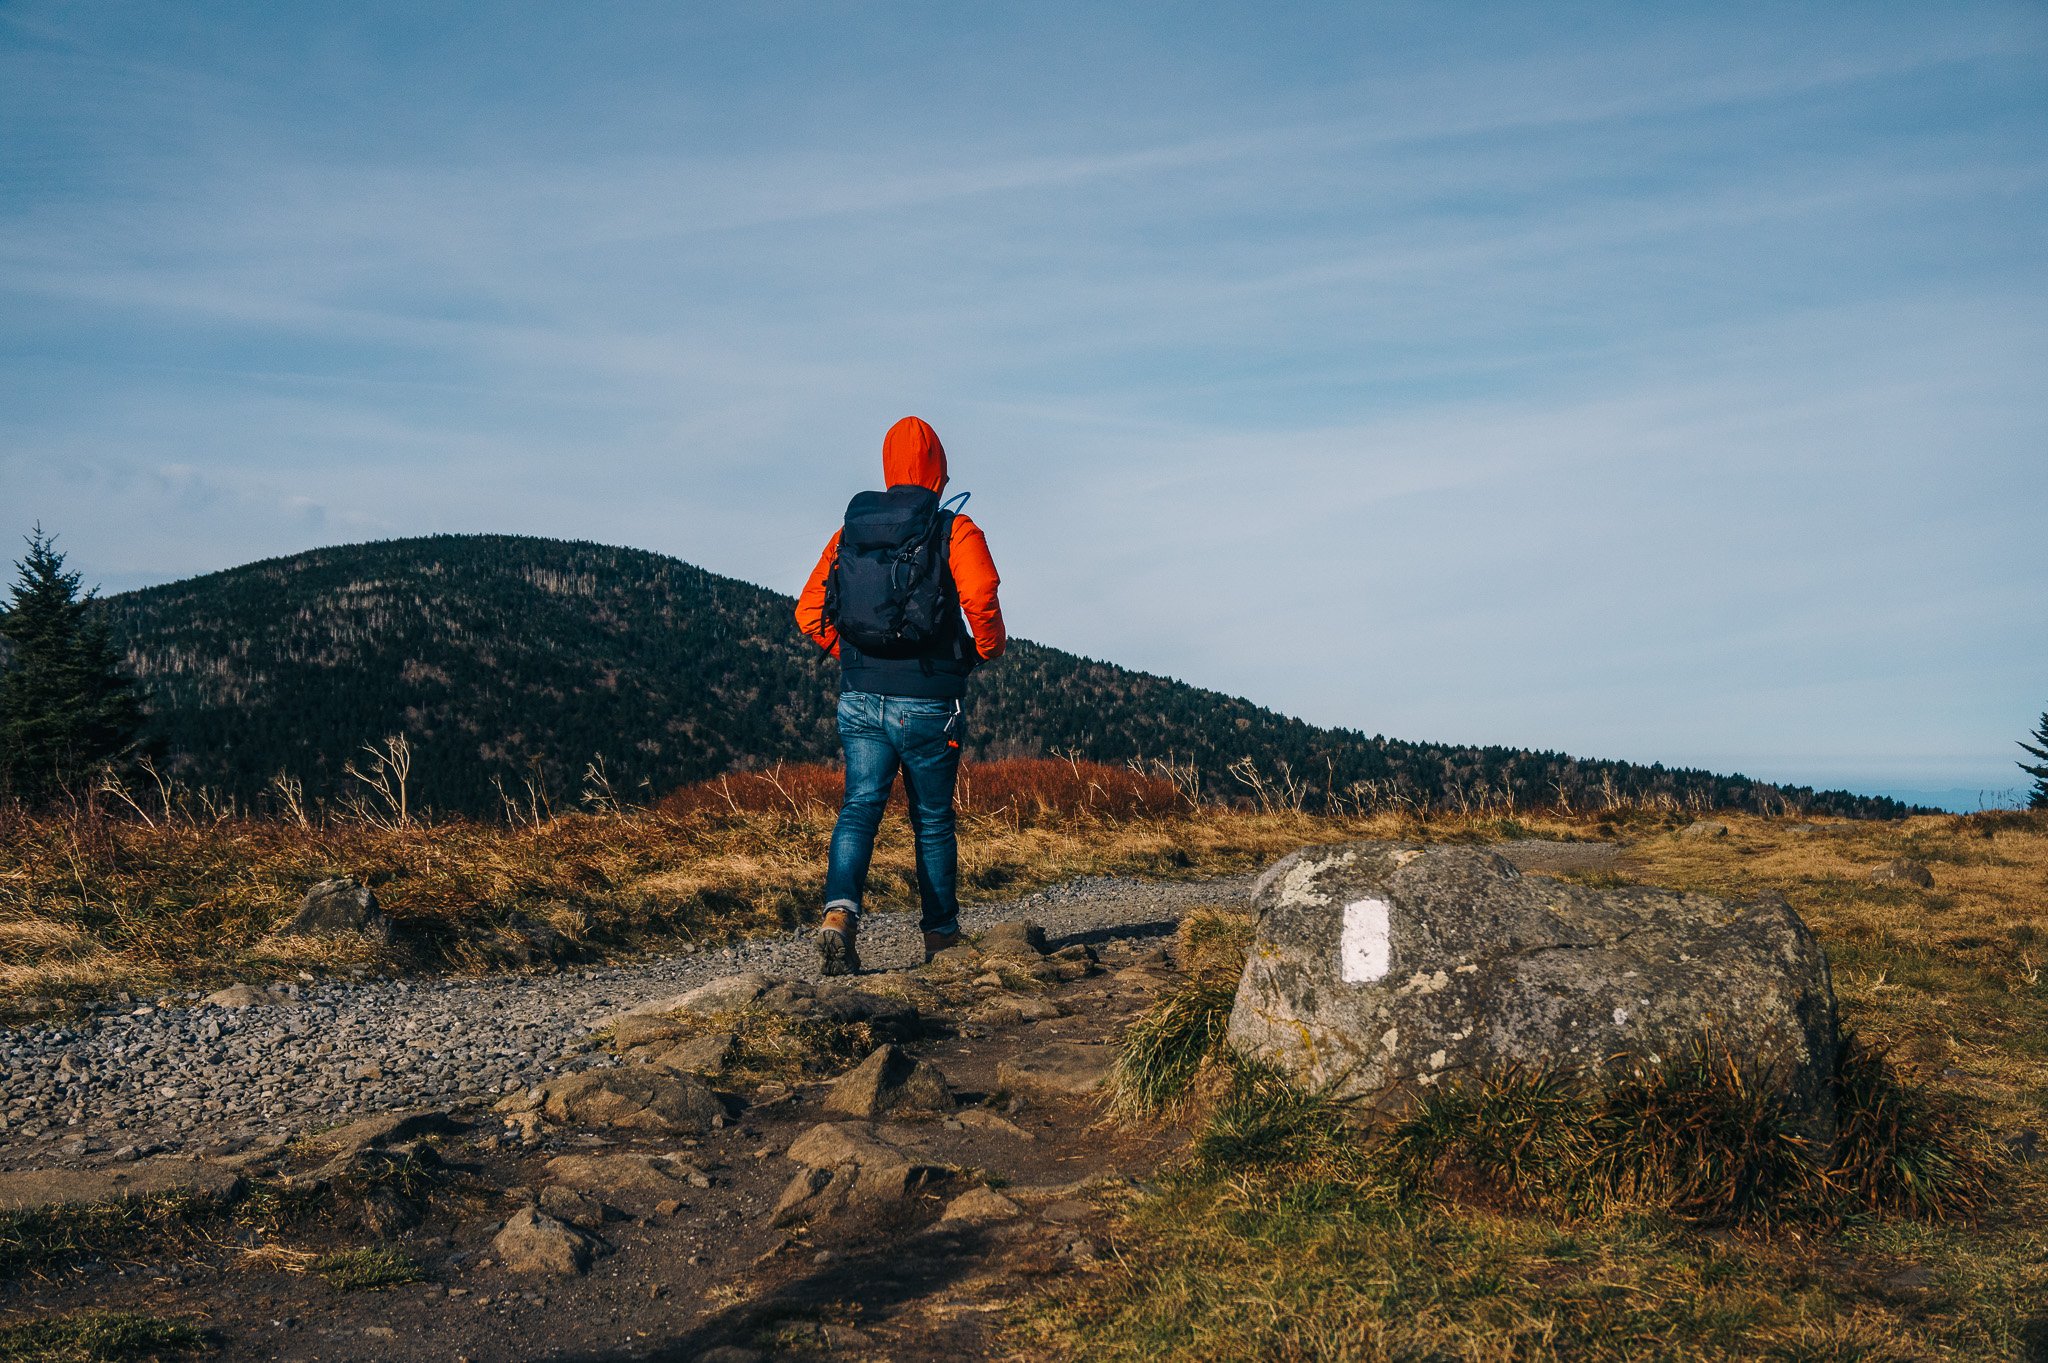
[1225,842,1842,1135]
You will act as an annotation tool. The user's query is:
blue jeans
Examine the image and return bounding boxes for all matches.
[823,691,963,935]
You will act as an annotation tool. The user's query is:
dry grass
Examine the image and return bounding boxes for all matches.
[0,759,1336,1012]
[657,756,1192,822]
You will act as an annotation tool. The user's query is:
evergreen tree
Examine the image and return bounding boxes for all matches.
[2019,712,2048,811]
[0,527,145,805]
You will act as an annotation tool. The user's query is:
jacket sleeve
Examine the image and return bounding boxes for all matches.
[794,529,842,658]
[950,514,1006,661]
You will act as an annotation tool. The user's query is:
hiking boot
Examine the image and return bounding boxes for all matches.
[818,908,860,977]
[922,928,960,964]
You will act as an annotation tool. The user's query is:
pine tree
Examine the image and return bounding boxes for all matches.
[2020,712,2048,811]
[0,527,145,806]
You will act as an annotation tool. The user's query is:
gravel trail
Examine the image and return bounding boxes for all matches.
[0,874,1248,1168]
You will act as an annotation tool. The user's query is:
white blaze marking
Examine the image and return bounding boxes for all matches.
[1339,898,1392,983]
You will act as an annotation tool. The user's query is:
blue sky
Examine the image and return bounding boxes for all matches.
[3,2,2044,807]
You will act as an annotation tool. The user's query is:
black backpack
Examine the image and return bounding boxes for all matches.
[825,486,959,655]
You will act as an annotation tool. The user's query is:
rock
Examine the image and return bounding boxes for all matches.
[772,1164,854,1224]
[1494,840,1622,875]
[803,981,921,1036]
[0,1157,243,1214]
[1869,859,1935,888]
[823,1045,955,1118]
[696,1348,765,1363]
[954,1109,1036,1141]
[981,920,1049,957]
[967,995,1063,1026]
[1225,843,1842,1134]
[1677,821,1730,840]
[297,1109,464,1160]
[616,972,774,1022]
[775,1121,950,1225]
[493,1206,593,1275]
[645,1032,736,1076]
[607,1013,693,1050]
[301,1140,443,1191]
[478,912,577,969]
[997,1043,1112,1099]
[895,1058,956,1113]
[537,1186,613,1230]
[543,1153,698,1212]
[201,983,271,1009]
[539,1069,724,1134]
[937,1186,1022,1224]
[273,877,391,942]
[787,1122,905,1170]
[824,1046,903,1118]
[358,1184,422,1238]
[1110,963,1171,996]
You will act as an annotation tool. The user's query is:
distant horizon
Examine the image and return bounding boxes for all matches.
[84,527,2026,809]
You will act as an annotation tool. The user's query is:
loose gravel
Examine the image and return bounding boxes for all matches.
[0,874,1248,1168]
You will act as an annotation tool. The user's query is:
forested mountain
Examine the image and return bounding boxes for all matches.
[97,535,1906,819]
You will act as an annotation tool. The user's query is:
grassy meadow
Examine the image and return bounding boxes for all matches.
[1022,808,2048,1362]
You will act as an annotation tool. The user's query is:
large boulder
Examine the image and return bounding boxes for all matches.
[1226,843,1841,1133]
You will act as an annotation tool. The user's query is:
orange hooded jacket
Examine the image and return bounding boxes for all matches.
[795,416,1006,663]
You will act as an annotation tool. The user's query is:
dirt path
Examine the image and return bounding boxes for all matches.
[0,875,1246,1167]
[2,874,1250,1362]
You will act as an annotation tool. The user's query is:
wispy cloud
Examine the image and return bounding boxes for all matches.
[2,1,2043,791]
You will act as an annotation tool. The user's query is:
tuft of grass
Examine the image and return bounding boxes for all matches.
[1385,1037,1993,1229]
[1108,907,1252,1119]
[1173,906,1254,981]
[1583,1044,1828,1226]
[310,1246,425,1291]
[1379,1062,1603,1215]
[1109,976,1239,1118]
[1189,1061,1377,1185]
[0,1192,218,1283]
[0,1310,208,1362]
[1828,1032,1994,1220]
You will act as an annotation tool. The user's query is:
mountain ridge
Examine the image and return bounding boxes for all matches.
[98,533,1909,819]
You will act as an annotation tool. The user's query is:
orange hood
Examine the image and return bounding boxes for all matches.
[882,416,947,493]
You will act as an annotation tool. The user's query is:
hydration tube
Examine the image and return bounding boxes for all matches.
[941,490,971,515]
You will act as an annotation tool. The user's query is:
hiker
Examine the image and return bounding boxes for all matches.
[795,416,1006,975]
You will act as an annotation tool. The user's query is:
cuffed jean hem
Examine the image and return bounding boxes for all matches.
[823,898,861,919]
